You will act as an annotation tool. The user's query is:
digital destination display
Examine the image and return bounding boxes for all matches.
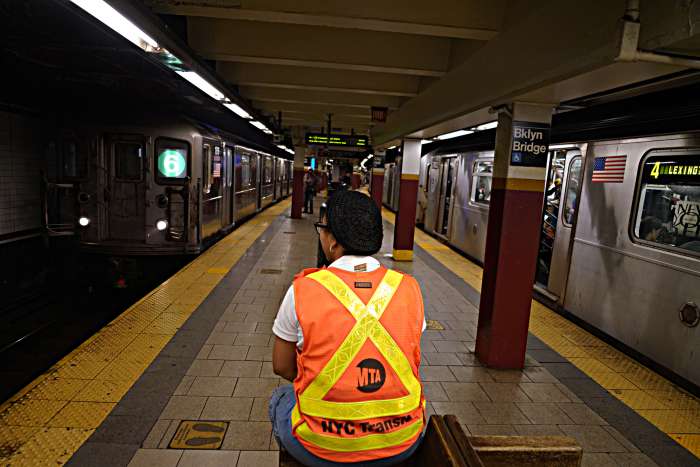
[158,148,187,178]
[305,133,368,147]
[642,155,700,185]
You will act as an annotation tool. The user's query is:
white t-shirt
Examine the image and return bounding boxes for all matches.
[272,255,426,348]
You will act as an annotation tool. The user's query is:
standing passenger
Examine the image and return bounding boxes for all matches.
[304,168,318,214]
[270,191,426,466]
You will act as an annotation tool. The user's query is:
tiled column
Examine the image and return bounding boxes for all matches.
[392,139,421,261]
[291,146,305,219]
[475,103,553,369]
[370,153,385,210]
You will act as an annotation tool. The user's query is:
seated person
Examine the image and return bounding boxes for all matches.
[639,216,674,243]
[270,191,426,466]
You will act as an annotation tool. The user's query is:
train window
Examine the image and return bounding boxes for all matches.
[211,147,222,196]
[62,140,88,179]
[633,152,700,256]
[423,163,431,192]
[471,160,493,206]
[155,138,189,185]
[114,142,143,181]
[226,147,234,187]
[263,157,273,184]
[203,144,212,194]
[562,157,582,226]
[238,154,252,189]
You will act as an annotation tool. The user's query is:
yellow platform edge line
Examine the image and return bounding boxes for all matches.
[0,198,291,465]
[381,208,700,458]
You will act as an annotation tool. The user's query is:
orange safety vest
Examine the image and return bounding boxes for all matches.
[291,265,425,463]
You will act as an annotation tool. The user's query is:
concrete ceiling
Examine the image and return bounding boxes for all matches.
[144,0,700,147]
[144,0,506,136]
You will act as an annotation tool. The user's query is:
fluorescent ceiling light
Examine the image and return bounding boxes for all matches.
[421,139,434,145]
[475,121,498,131]
[70,0,159,51]
[387,145,397,150]
[549,143,577,150]
[435,130,472,140]
[223,103,252,119]
[250,120,268,131]
[176,71,225,101]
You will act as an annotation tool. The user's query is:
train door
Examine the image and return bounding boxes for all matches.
[106,135,147,241]
[201,142,224,238]
[223,145,234,227]
[435,157,457,237]
[535,148,584,299]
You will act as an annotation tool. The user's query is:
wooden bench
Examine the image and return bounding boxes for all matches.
[280,415,582,466]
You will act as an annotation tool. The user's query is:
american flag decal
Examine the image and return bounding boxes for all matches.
[592,155,627,183]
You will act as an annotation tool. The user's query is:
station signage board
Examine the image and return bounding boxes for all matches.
[509,122,550,168]
[305,133,368,148]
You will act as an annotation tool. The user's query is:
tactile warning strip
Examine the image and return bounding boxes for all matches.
[0,199,291,466]
[382,208,700,459]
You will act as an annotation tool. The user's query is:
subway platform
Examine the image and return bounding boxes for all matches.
[1,196,699,467]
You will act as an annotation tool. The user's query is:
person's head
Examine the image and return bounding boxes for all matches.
[639,217,663,241]
[308,168,314,174]
[315,191,383,263]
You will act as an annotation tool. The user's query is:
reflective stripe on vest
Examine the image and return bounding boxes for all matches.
[293,269,423,451]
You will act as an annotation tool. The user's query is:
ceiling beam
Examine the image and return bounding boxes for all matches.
[148,4,498,40]
[240,86,405,109]
[281,113,371,122]
[217,62,422,95]
[237,82,417,97]
[281,117,371,131]
[187,18,452,76]
[254,101,371,118]
[210,54,446,77]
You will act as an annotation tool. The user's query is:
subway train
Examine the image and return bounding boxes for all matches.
[382,107,700,390]
[45,115,292,255]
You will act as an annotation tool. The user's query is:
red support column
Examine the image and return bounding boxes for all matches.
[370,168,384,210]
[475,104,552,369]
[291,147,305,219]
[392,139,421,262]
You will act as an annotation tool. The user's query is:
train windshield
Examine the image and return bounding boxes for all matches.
[634,153,700,255]
[114,142,143,181]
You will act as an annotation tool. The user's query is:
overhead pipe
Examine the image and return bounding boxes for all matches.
[617,0,700,69]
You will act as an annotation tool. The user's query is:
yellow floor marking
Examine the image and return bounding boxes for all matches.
[382,208,700,458]
[673,434,700,456]
[0,198,291,465]
[46,402,115,429]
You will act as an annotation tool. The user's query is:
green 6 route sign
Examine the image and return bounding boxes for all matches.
[158,149,187,178]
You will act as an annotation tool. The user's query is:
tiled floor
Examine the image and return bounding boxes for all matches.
[3,193,699,466]
[381,208,700,462]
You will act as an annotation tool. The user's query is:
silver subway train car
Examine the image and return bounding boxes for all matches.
[45,115,292,255]
[386,132,700,388]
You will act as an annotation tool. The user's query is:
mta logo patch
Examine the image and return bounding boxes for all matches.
[356,358,386,393]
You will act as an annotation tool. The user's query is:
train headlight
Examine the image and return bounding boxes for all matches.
[78,216,90,227]
[156,219,168,231]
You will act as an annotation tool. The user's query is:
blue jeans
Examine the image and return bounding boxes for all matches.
[269,385,422,467]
